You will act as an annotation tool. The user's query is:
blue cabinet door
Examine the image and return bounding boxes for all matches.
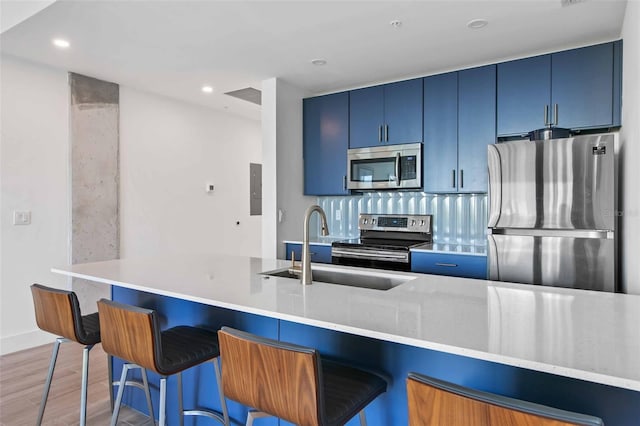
[303,93,349,195]
[411,252,487,279]
[423,72,458,193]
[285,243,332,264]
[497,55,551,137]
[350,80,423,148]
[552,42,615,129]
[384,78,423,145]
[458,65,496,193]
[349,86,384,148]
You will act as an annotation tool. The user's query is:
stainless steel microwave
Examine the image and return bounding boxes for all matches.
[347,143,422,190]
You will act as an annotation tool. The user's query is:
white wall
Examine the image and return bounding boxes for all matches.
[119,87,262,258]
[0,55,70,354]
[620,1,640,294]
[0,57,262,354]
[261,78,314,260]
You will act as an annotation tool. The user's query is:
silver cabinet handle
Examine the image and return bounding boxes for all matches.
[435,263,458,267]
[553,103,559,126]
[452,170,456,188]
[343,175,347,190]
[395,152,401,186]
[384,124,389,142]
[378,125,383,142]
[544,104,549,126]
[460,169,464,188]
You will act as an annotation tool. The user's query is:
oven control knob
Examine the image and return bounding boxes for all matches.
[372,219,376,224]
[420,220,425,226]
[411,220,416,226]
[363,219,368,225]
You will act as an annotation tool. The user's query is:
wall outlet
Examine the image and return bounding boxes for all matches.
[206,183,215,193]
[13,211,31,225]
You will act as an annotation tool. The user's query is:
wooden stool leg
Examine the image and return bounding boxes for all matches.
[359,410,367,426]
[246,410,271,426]
[213,357,230,426]
[107,354,114,411]
[141,368,155,424]
[111,364,131,426]
[159,377,168,426]
[178,372,184,426]
[79,345,94,426]
[36,338,65,425]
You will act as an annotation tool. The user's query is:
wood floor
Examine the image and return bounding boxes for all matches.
[0,341,151,425]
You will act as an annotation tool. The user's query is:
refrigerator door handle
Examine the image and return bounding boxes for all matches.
[489,228,613,239]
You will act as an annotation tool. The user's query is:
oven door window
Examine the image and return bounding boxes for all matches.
[351,158,396,183]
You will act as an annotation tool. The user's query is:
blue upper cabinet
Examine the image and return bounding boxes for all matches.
[497,55,551,137]
[350,79,423,148]
[349,86,384,149]
[497,41,622,137]
[384,79,423,145]
[303,92,349,195]
[552,42,618,129]
[424,66,496,193]
[423,72,458,192]
[458,65,496,193]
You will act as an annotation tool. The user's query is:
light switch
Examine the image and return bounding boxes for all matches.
[13,211,31,225]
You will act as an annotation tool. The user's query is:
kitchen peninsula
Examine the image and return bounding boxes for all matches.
[53,255,640,425]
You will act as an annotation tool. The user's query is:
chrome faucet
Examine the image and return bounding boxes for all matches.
[301,205,329,285]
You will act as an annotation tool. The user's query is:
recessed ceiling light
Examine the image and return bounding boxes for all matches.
[467,19,488,29]
[390,20,402,29]
[52,38,70,48]
[311,59,327,66]
[202,85,214,93]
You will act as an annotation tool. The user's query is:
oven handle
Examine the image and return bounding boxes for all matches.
[331,247,409,263]
[395,152,401,186]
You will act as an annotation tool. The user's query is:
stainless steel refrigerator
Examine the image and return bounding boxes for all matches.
[487,133,616,292]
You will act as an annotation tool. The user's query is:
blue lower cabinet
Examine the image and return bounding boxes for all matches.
[112,288,640,426]
[411,251,487,279]
[285,243,332,264]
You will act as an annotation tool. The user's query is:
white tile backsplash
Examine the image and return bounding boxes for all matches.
[318,192,487,245]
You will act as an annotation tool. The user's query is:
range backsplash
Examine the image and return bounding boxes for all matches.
[317,192,487,245]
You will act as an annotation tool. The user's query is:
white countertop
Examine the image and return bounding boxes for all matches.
[53,255,640,391]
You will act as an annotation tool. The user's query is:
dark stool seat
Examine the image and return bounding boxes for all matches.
[76,312,101,345]
[407,372,604,426]
[30,284,153,426]
[97,299,229,426]
[157,326,220,375]
[218,326,388,426]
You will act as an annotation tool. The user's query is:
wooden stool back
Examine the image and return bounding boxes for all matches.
[218,327,323,426]
[407,373,604,426]
[97,299,158,373]
[31,284,80,342]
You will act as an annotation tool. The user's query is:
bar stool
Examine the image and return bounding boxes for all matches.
[217,326,388,426]
[97,298,229,426]
[30,284,154,426]
[406,372,604,426]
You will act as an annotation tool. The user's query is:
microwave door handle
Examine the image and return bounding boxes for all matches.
[395,152,401,186]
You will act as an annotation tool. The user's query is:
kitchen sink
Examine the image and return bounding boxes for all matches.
[260,265,412,291]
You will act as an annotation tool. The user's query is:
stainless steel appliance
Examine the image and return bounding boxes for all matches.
[347,143,422,191]
[332,213,432,271]
[487,133,616,292]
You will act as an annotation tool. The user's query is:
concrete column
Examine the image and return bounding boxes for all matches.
[69,73,119,312]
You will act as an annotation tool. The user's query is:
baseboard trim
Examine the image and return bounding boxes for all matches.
[0,329,56,355]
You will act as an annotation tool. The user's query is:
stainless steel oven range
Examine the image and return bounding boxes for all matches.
[332,214,432,272]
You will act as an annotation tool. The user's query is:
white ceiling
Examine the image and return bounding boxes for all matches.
[0,0,627,121]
